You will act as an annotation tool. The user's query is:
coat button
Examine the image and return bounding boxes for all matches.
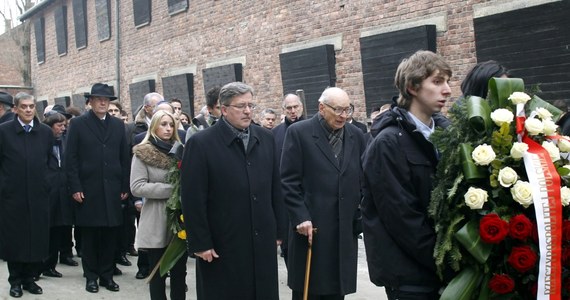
[254,230,259,236]
[252,195,257,201]
[247,161,251,166]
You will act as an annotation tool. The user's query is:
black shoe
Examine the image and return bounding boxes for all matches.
[9,285,22,298]
[113,266,122,276]
[22,282,43,295]
[42,268,63,278]
[99,279,120,292]
[135,269,148,279]
[33,275,40,281]
[85,279,98,293]
[60,256,79,266]
[115,255,131,266]
[127,248,138,256]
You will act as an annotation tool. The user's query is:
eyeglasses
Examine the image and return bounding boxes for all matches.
[226,103,257,111]
[322,102,353,116]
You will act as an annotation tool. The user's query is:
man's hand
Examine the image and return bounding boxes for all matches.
[296,221,313,244]
[120,192,129,200]
[195,249,219,263]
[72,192,84,203]
[276,239,282,246]
[135,202,143,212]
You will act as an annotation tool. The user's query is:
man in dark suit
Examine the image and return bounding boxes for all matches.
[65,83,130,293]
[181,82,285,299]
[347,104,368,134]
[281,87,365,300]
[0,92,54,297]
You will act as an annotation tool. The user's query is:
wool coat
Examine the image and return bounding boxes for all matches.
[281,114,365,295]
[0,116,54,262]
[130,142,174,249]
[65,111,130,227]
[46,136,74,227]
[181,119,285,300]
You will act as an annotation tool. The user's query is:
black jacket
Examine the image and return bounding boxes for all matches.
[361,107,448,290]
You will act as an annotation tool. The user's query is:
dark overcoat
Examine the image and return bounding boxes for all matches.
[65,111,130,227]
[0,116,53,262]
[281,114,365,295]
[181,119,284,300]
[46,136,74,227]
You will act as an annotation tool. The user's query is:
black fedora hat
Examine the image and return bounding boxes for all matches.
[84,83,117,101]
[51,104,73,119]
[0,91,14,107]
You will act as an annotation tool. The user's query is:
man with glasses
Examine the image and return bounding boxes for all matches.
[281,87,365,300]
[181,82,285,299]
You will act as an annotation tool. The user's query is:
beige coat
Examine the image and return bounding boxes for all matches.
[130,142,174,249]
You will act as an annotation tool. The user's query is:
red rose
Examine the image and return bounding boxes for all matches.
[488,274,515,294]
[509,214,533,240]
[508,245,538,273]
[479,213,509,244]
[177,160,182,169]
[563,220,570,241]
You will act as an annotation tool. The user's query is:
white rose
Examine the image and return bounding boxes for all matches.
[498,167,518,188]
[490,109,514,126]
[561,187,570,206]
[536,107,553,120]
[472,144,496,166]
[508,92,531,105]
[464,187,488,210]
[510,181,533,208]
[559,138,570,152]
[542,141,561,162]
[542,119,558,136]
[510,142,529,160]
[525,118,544,136]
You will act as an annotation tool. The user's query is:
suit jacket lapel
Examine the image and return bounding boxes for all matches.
[84,111,105,142]
[311,115,341,171]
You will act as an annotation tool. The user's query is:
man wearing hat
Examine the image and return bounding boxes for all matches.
[0,91,15,124]
[65,83,130,293]
[0,92,54,297]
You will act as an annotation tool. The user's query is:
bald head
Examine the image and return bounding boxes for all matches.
[282,94,303,122]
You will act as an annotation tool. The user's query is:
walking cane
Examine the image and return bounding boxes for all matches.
[303,228,317,300]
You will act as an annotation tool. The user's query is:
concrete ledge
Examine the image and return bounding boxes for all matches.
[164,65,198,77]
[473,0,562,18]
[280,33,343,54]
[131,74,158,83]
[360,12,447,38]
[56,91,72,98]
[205,56,247,69]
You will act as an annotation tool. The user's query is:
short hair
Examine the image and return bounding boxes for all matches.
[66,106,81,117]
[460,60,509,98]
[169,98,182,105]
[120,110,128,117]
[109,100,123,111]
[206,87,221,109]
[143,92,164,106]
[14,92,35,107]
[43,111,66,127]
[153,101,174,114]
[180,111,190,122]
[141,110,181,144]
[219,82,254,106]
[259,108,276,118]
[281,93,301,108]
[394,50,452,109]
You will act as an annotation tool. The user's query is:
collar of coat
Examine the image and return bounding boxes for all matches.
[132,142,174,170]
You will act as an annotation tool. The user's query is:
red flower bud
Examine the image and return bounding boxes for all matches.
[488,274,515,294]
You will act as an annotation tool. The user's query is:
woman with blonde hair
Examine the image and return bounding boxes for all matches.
[130,110,187,300]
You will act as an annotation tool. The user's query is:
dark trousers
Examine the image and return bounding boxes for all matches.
[7,262,41,286]
[74,226,82,255]
[80,226,118,281]
[385,287,439,300]
[44,226,66,270]
[137,249,149,271]
[59,225,74,259]
[147,248,188,300]
[292,291,344,300]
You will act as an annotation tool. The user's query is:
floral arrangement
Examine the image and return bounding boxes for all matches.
[429,78,570,299]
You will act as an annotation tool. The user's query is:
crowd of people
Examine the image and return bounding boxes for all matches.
[0,50,539,300]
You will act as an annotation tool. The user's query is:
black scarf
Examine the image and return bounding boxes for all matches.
[150,136,174,155]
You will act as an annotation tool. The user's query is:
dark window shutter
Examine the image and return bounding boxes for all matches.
[72,0,88,49]
[54,6,68,56]
[162,73,195,117]
[128,80,156,116]
[95,0,111,41]
[168,0,188,15]
[34,17,46,63]
[202,64,243,96]
[133,0,152,27]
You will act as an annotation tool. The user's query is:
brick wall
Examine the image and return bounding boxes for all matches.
[0,24,28,88]
[22,0,539,121]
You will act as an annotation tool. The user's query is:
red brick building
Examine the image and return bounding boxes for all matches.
[17,0,570,121]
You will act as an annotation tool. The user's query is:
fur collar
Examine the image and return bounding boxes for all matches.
[132,142,174,170]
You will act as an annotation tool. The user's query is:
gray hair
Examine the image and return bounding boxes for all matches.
[219,82,254,106]
[143,92,164,106]
[281,93,301,108]
[259,108,276,118]
[14,92,35,107]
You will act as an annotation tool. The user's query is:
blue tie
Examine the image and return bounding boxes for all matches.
[24,125,31,132]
